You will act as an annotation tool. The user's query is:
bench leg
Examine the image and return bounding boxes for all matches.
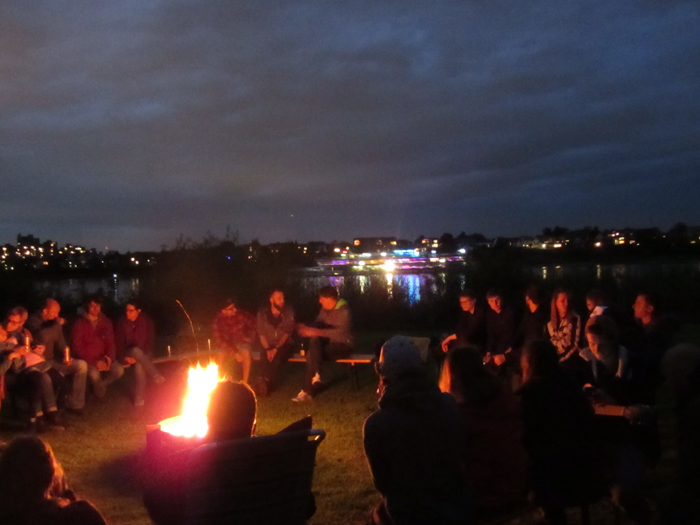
[350,363,359,390]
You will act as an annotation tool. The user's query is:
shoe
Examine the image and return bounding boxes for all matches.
[154,374,165,385]
[291,390,313,403]
[311,373,322,385]
[46,412,67,430]
[134,397,145,407]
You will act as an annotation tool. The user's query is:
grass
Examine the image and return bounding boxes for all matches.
[0,327,697,524]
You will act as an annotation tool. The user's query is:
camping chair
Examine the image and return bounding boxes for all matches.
[184,428,325,525]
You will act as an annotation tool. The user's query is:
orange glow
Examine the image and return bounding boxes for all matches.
[159,362,223,438]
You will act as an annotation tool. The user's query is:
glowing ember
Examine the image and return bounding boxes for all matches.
[159,362,223,438]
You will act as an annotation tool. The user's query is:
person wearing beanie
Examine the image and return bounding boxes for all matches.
[363,336,472,525]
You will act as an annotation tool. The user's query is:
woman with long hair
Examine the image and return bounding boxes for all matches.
[0,436,106,525]
[547,289,581,362]
[517,340,606,525]
[439,346,527,518]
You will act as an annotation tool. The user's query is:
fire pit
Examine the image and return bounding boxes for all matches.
[147,362,223,457]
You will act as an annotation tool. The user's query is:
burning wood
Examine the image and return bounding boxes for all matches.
[158,362,222,439]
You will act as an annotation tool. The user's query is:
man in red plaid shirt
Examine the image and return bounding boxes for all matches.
[212,298,255,384]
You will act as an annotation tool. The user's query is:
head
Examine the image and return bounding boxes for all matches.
[585,316,619,369]
[269,289,285,311]
[440,346,501,406]
[633,292,657,324]
[207,380,257,442]
[6,306,27,330]
[486,289,503,314]
[585,289,607,313]
[0,436,65,504]
[318,285,339,310]
[550,288,573,325]
[84,294,104,318]
[377,336,427,385]
[41,299,61,321]
[662,344,700,399]
[525,285,543,313]
[458,290,477,313]
[520,340,560,385]
[125,300,142,321]
[219,298,237,317]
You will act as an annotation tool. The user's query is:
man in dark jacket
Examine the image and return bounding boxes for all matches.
[115,300,164,407]
[364,336,472,525]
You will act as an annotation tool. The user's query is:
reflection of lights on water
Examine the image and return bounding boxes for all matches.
[385,273,394,298]
[596,265,602,280]
[542,267,548,279]
[382,260,396,272]
[358,275,369,293]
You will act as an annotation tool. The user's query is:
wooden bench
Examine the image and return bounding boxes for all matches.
[154,350,375,389]
[255,352,375,389]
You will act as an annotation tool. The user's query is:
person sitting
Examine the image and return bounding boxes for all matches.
[144,380,258,525]
[659,344,700,524]
[0,435,106,525]
[582,317,653,525]
[3,311,66,431]
[547,288,582,363]
[26,298,88,415]
[439,345,527,519]
[115,299,165,407]
[211,298,255,384]
[293,286,354,402]
[254,288,296,396]
[364,336,472,525]
[441,289,485,353]
[517,340,606,525]
[630,291,679,404]
[70,295,124,399]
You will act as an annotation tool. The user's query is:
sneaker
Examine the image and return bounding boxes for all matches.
[291,390,313,403]
[311,373,322,385]
[134,397,145,407]
[154,374,165,385]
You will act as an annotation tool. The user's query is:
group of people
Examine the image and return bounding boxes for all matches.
[363,287,691,525]
[210,285,353,402]
[1,283,697,525]
[0,295,164,432]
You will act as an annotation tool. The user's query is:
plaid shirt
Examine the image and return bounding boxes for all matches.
[212,311,255,349]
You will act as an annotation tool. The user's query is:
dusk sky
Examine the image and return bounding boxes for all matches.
[2,1,699,252]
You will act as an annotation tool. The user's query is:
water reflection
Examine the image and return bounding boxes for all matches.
[34,276,140,303]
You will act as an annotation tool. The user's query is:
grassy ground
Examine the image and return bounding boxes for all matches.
[0,327,696,524]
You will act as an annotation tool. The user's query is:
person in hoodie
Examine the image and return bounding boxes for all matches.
[292,286,353,402]
[363,335,472,525]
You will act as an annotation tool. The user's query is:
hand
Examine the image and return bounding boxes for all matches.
[493,354,506,366]
[96,360,109,371]
[441,334,456,353]
[297,325,317,337]
[57,317,66,325]
[266,348,277,362]
[64,358,73,366]
[7,337,18,346]
[124,357,136,365]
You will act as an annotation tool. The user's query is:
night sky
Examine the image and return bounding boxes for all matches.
[2,1,699,251]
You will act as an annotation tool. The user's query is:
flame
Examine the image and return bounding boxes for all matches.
[159,362,223,438]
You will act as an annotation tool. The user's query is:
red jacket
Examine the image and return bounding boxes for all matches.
[116,313,155,359]
[71,315,117,366]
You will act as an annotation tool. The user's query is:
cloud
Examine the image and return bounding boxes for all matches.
[0,0,699,250]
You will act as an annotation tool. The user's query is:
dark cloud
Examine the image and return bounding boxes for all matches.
[1,0,699,250]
